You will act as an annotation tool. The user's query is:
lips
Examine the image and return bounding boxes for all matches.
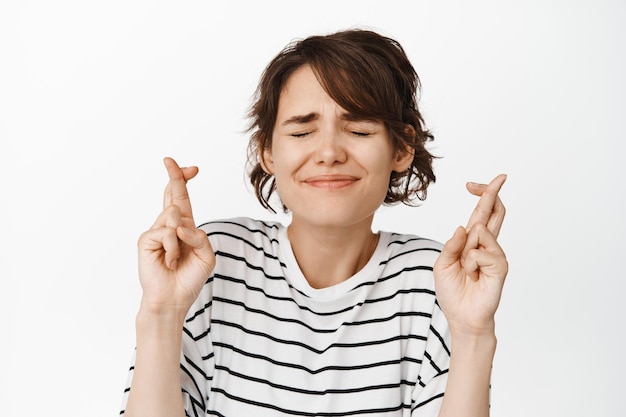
[303,175,359,189]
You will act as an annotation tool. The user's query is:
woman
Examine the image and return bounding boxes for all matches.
[121,29,507,417]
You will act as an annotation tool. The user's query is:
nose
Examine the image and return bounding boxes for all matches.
[314,129,347,165]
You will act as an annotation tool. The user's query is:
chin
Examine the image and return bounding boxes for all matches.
[289,206,376,230]
[281,193,385,229]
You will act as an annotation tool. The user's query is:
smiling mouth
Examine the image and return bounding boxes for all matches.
[303,175,359,189]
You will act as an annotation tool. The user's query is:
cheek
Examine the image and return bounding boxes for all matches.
[272,143,308,174]
[364,147,395,174]
[367,153,396,192]
[269,152,298,196]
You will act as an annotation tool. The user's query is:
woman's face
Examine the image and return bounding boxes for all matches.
[263,65,412,230]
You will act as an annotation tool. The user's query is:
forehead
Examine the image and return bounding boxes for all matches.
[280,65,330,104]
[276,65,349,122]
[276,62,390,128]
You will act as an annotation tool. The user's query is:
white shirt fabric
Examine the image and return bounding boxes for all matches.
[121,217,451,416]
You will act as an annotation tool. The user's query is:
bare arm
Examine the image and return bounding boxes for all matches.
[125,308,187,417]
[434,175,508,417]
[124,158,215,417]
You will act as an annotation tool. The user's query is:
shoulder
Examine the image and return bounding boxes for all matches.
[383,231,443,263]
[197,217,284,253]
[198,217,283,239]
[374,231,443,292]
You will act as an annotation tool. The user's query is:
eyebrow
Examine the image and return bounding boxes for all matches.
[280,112,374,126]
[281,112,319,126]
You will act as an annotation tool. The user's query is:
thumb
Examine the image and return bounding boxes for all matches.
[435,226,467,270]
[177,226,216,269]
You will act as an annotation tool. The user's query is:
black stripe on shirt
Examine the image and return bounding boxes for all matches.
[209,387,411,416]
[429,324,451,356]
[381,246,442,265]
[413,391,445,411]
[210,320,427,354]
[212,296,432,334]
[212,341,422,374]
[213,364,417,395]
[180,362,206,410]
[210,273,435,318]
[387,235,439,247]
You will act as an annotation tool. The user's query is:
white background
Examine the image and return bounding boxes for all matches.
[1,1,625,415]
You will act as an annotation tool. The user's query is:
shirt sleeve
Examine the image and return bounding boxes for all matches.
[118,349,135,414]
[119,281,215,416]
[176,279,216,415]
[179,323,212,416]
[117,351,208,416]
[411,300,451,416]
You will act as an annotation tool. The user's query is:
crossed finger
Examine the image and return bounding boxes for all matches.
[465,174,507,238]
[162,157,199,229]
[462,223,508,282]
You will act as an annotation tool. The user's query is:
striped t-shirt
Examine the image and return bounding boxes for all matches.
[121,217,451,416]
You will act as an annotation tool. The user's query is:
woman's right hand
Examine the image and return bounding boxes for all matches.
[137,157,216,315]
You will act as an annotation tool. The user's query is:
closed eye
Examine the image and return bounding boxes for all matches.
[351,131,372,137]
[291,132,311,138]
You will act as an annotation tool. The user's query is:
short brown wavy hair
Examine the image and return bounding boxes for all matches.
[247,29,436,212]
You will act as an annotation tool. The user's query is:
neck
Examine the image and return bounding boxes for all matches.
[287,217,379,289]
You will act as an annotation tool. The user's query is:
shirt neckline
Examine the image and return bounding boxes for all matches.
[277,226,392,300]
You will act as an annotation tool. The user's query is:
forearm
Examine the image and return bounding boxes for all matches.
[124,305,187,417]
[438,331,497,417]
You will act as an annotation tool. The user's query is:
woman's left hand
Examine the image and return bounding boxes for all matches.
[433,174,508,336]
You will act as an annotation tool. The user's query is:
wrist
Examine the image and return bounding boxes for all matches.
[138,295,190,318]
[447,316,496,338]
[136,300,188,334]
[449,327,497,359]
